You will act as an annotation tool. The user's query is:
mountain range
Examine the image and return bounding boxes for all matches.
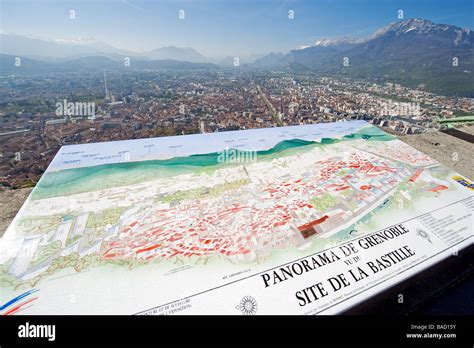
[144,46,207,63]
[0,54,217,75]
[1,18,473,96]
[253,19,474,96]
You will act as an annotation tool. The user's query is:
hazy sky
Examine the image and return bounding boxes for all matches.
[1,0,473,58]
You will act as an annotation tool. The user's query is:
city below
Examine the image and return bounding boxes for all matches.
[0,68,472,188]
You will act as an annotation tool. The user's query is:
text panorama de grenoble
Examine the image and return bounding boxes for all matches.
[260,223,416,307]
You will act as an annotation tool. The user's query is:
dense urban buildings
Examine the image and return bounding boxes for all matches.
[1,68,473,188]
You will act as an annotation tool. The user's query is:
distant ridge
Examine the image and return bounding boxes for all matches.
[0,54,218,75]
[144,46,208,63]
[0,34,210,63]
[252,18,474,97]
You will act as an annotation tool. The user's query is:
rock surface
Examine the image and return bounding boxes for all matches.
[0,187,32,237]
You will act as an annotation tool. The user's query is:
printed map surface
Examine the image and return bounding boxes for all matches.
[1,121,472,314]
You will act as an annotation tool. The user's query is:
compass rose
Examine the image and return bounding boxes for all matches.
[236,296,258,315]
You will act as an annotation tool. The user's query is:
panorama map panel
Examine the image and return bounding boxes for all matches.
[0,120,472,314]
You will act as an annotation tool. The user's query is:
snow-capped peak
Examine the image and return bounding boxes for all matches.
[53,37,101,45]
[314,37,365,47]
[371,18,472,45]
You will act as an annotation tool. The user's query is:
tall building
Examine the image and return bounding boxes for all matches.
[103,70,113,102]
